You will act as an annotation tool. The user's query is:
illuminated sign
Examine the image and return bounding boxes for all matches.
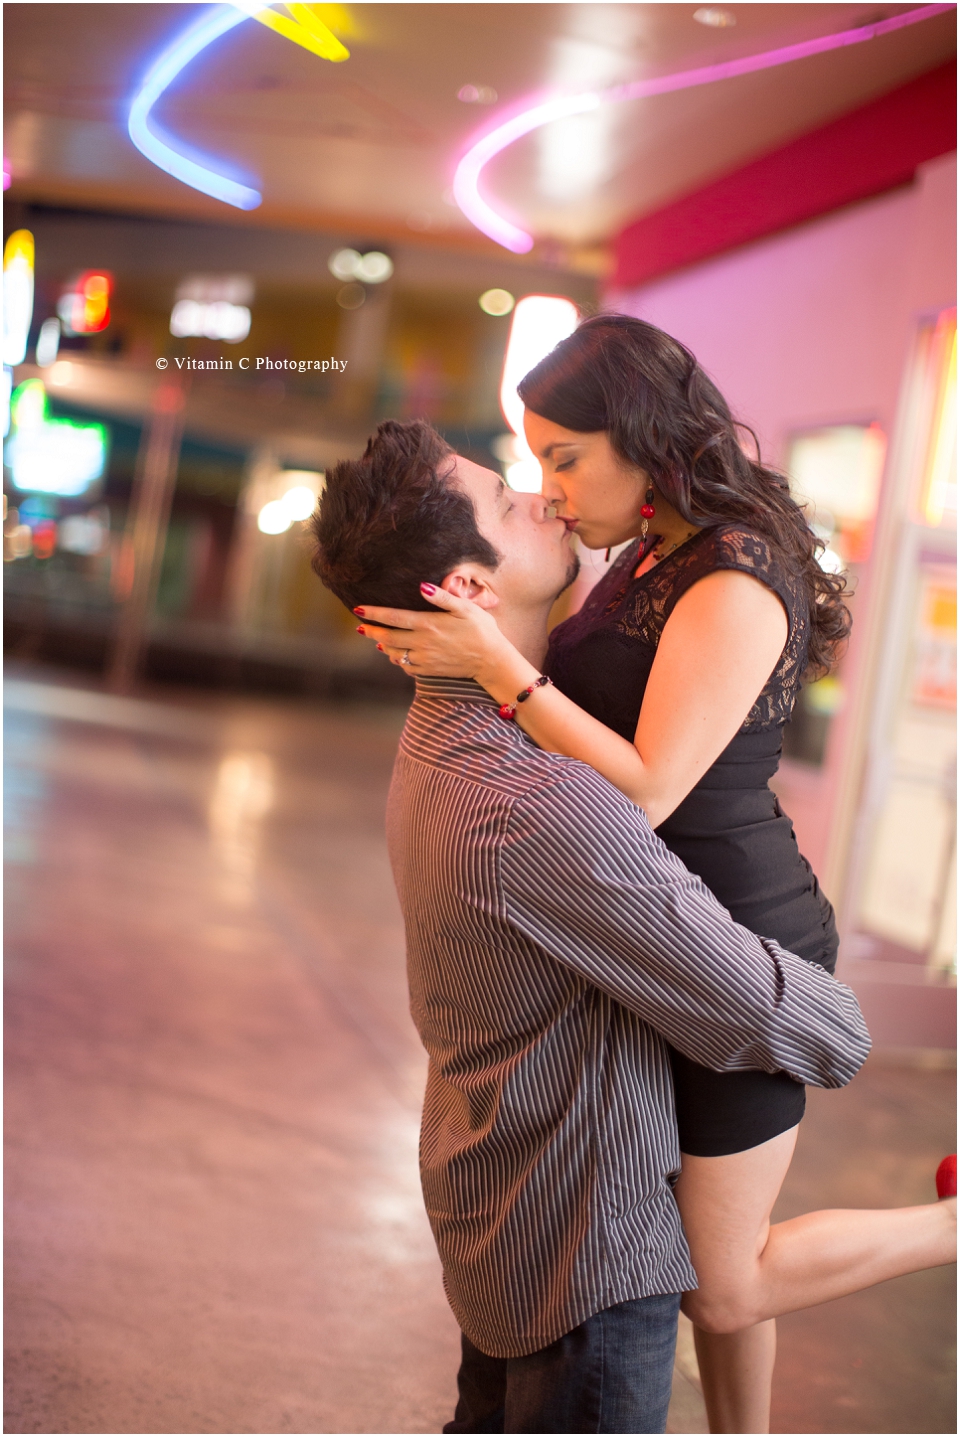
[59,506,111,556]
[171,301,251,341]
[127,4,349,211]
[227,2,349,61]
[5,379,109,496]
[36,318,61,367]
[919,310,957,529]
[3,229,35,366]
[170,274,253,342]
[498,296,578,491]
[786,423,888,569]
[2,368,11,438]
[58,272,113,335]
[500,296,578,438]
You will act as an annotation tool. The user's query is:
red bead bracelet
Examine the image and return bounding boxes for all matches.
[499,675,553,721]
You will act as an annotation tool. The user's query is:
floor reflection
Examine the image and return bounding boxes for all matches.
[208,751,276,902]
[4,665,954,1435]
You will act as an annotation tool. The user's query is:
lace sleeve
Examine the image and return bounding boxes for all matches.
[622,525,809,732]
[703,527,808,730]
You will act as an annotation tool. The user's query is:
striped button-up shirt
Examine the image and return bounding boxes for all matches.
[387,677,870,1358]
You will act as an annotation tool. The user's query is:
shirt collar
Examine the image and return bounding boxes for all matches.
[414,675,498,706]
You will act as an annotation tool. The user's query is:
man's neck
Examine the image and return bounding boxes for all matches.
[495,605,552,670]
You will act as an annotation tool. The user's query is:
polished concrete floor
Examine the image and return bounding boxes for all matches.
[4,665,956,1435]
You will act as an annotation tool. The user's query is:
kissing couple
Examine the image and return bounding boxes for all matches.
[310,316,956,1434]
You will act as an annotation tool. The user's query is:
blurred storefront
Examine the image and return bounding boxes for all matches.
[2,207,595,689]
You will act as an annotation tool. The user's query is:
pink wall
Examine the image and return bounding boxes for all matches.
[607,153,956,476]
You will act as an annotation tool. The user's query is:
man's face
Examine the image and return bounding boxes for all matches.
[450,455,578,609]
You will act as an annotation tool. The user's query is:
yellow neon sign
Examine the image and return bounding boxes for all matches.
[228,2,350,62]
[3,230,35,367]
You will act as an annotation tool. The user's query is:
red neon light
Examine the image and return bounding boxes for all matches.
[59,272,113,335]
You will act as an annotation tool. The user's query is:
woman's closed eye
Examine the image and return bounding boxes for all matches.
[555,458,575,472]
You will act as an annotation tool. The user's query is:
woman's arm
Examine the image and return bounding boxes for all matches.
[503,570,787,825]
[623,570,788,823]
[357,570,788,828]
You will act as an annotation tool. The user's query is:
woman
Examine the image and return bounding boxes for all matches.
[355,316,956,1434]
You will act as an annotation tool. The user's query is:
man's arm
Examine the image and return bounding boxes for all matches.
[502,767,870,1088]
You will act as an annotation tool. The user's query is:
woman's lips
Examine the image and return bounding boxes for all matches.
[560,517,579,532]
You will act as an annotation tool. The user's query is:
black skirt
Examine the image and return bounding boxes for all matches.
[658,745,839,1157]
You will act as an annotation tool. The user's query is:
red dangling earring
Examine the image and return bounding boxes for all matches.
[640,486,656,541]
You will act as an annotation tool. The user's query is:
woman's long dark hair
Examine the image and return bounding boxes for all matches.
[517,313,850,677]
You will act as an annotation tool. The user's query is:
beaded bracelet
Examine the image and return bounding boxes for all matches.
[499,675,553,721]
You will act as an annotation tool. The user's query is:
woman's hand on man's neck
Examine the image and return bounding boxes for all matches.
[477,605,553,693]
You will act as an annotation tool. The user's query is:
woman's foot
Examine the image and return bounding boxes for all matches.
[935,1155,956,1200]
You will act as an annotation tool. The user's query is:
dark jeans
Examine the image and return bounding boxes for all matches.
[443,1292,682,1434]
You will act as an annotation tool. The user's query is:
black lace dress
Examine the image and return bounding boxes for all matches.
[545,524,839,1157]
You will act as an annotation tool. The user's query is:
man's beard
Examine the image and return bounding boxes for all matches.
[553,552,580,601]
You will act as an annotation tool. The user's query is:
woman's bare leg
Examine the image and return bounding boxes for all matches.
[693,1320,776,1434]
[677,1129,956,1332]
[674,1126,957,1432]
[677,1127,796,1432]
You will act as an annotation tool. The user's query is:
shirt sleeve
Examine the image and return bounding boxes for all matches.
[501,766,870,1089]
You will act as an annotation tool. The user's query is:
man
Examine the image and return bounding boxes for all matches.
[310,420,869,1434]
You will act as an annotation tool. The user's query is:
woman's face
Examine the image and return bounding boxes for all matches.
[523,410,650,552]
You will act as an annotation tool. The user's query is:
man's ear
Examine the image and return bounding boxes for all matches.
[440,568,499,611]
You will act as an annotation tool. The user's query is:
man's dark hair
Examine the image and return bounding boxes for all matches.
[310,419,501,612]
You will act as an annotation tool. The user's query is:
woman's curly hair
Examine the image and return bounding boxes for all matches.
[518,313,851,678]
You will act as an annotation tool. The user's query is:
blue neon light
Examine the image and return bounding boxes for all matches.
[127,5,262,211]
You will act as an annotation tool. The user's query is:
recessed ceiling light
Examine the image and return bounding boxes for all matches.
[354,251,393,284]
[693,7,736,26]
[329,248,362,281]
[329,249,393,284]
[479,289,515,317]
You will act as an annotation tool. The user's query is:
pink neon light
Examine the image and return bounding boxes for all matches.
[2,158,10,191]
[454,4,954,253]
[453,93,601,254]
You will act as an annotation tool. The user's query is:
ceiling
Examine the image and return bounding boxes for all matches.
[5,3,956,264]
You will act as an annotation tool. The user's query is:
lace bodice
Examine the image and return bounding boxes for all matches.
[546,524,808,743]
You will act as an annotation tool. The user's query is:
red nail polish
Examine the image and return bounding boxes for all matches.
[420,583,436,595]
[356,625,365,634]
[353,607,365,617]
[376,643,383,651]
